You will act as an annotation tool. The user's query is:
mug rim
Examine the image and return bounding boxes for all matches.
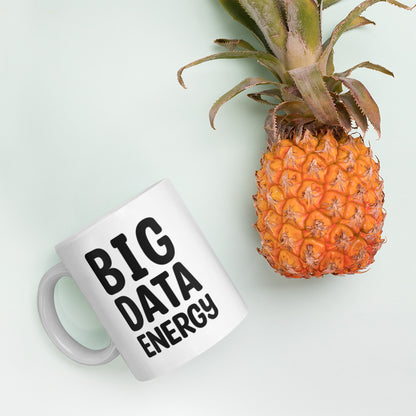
[55,178,169,251]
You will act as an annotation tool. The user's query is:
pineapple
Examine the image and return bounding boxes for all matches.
[178,0,414,278]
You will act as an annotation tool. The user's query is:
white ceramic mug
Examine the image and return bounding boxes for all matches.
[38,179,247,381]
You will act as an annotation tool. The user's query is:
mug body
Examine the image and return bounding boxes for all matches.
[55,179,247,380]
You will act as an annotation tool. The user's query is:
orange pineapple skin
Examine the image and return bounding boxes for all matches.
[254,129,385,278]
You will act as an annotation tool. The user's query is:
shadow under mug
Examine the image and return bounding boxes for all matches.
[37,179,247,381]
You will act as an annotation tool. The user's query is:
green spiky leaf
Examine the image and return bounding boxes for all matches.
[179,0,414,137]
[322,16,376,53]
[281,85,302,101]
[282,0,322,69]
[326,49,335,75]
[247,88,282,105]
[289,63,339,125]
[217,0,273,53]
[325,74,343,94]
[238,0,288,62]
[320,0,414,74]
[323,0,342,9]
[323,15,375,77]
[214,38,257,51]
[340,91,369,133]
[209,77,282,128]
[347,15,376,29]
[336,77,380,135]
[335,101,352,131]
[274,100,313,116]
[335,61,394,77]
[177,50,285,88]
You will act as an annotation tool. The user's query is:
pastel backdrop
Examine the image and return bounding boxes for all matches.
[0,1,415,415]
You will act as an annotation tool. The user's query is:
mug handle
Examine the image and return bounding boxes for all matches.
[37,262,119,365]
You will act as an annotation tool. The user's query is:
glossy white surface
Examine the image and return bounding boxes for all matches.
[1,0,415,414]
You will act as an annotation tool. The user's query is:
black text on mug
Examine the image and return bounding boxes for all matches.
[84,217,219,357]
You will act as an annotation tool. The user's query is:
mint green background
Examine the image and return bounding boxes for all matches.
[1,1,415,415]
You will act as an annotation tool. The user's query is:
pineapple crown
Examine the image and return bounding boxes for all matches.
[178,0,414,140]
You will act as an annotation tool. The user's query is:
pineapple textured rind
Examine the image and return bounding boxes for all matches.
[254,129,385,278]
